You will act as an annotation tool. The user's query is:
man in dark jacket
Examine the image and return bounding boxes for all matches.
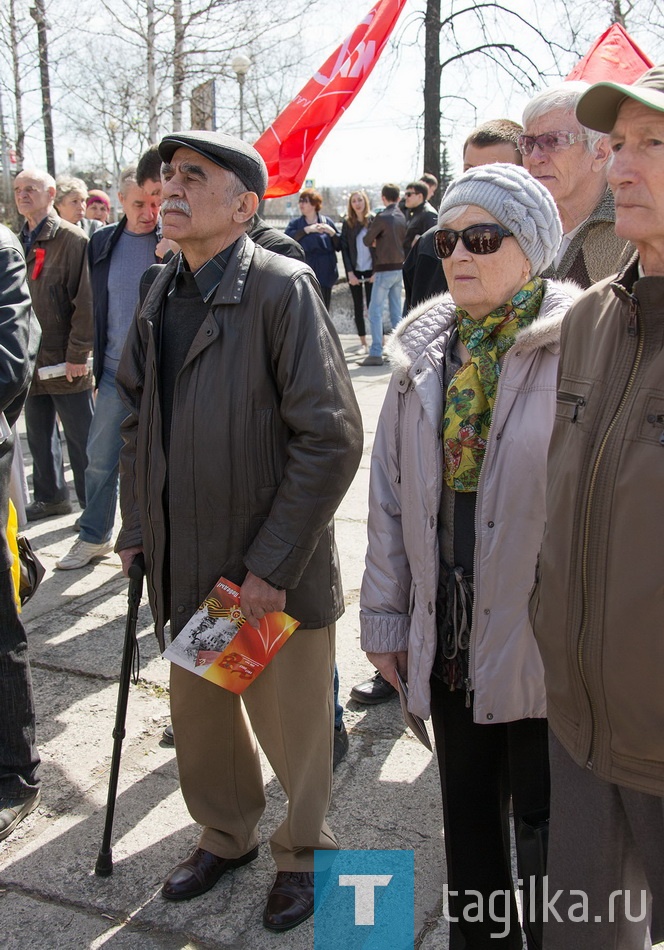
[14,168,94,521]
[532,67,664,948]
[0,225,42,840]
[55,162,162,570]
[115,130,363,932]
[402,180,437,254]
[360,183,406,366]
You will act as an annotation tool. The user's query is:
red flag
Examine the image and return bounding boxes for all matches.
[254,0,407,199]
[566,23,653,84]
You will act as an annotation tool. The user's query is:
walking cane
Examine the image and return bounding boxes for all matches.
[95,553,145,877]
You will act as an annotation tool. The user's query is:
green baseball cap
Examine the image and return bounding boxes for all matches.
[576,64,664,133]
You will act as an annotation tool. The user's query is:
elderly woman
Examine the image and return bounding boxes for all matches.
[86,189,111,225]
[285,188,340,310]
[360,163,580,949]
[55,176,102,236]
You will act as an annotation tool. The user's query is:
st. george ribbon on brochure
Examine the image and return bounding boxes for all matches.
[163,576,300,694]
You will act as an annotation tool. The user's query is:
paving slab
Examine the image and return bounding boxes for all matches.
[2,331,459,949]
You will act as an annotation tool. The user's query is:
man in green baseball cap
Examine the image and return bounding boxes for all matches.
[532,64,664,949]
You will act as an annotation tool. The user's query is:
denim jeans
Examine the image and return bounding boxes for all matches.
[0,568,40,802]
[24,389,94,508]
[78,369,128,544]
[367,269,403,356]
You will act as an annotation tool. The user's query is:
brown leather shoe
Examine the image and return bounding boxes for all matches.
[162,845,259,901]
[263,870,315,932]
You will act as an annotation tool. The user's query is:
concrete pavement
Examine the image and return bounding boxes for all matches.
[0,332,452,949]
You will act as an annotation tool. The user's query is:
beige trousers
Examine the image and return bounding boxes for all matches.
[170,623,338,871]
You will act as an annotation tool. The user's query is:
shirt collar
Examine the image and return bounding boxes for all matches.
[170,242,236,302]
[20,216,48,252]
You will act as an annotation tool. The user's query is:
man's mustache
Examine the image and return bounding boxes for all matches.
[162,198,192,217]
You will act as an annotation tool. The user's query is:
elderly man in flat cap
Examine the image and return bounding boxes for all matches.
[531,66,664,949]
[115,131,362,932]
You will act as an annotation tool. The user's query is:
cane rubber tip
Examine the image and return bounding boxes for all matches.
[95,850,114,877]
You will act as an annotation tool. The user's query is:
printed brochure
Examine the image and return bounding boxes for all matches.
[163,575,299,694]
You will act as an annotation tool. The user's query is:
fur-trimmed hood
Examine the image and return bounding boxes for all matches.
[387,278,583,377]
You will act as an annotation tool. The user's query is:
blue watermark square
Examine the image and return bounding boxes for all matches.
[314,849,414,950]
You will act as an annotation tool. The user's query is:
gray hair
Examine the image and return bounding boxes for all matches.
[225,168,248,201]
[55,176,88,207]
[438,205,470,226]
[224,169,254,231]
[118,165,139,196]
[522,82,605,153]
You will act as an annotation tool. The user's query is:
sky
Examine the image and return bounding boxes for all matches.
[280,0,659,189]
[7,0,662,191]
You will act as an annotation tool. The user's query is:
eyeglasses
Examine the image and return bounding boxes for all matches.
[517,130,589,156]
[434,224,514,259]
[404,190,416,197]
[298,197,310,204]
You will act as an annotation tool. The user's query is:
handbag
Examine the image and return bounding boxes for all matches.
[8,499,46,608]
[16,533,45,606]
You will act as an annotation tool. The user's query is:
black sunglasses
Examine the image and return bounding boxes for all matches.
[434,223,514,259]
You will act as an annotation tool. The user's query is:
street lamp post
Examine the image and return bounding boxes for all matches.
[231,54,251,139]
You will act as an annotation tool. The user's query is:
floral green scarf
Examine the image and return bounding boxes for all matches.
[442,277,544,491]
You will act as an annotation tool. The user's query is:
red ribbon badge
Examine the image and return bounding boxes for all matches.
[32,247,46,280]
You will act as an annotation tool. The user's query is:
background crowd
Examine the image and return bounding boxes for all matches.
[1,65,663,950]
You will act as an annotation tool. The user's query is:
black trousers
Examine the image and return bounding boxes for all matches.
[348,269,373,337]
[430,677,550,949]
[320,284,332,311]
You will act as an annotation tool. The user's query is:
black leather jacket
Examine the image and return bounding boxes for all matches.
[116,234,363,648]
[0,226,41,569]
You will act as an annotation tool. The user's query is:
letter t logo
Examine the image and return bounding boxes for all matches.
[338,874,393,925]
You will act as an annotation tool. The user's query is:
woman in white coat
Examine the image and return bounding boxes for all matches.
[360,164,579,949]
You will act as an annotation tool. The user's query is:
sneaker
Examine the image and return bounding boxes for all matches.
[333,722,349,770]
[0,789,41,842]
[25,499,72,522]
[55,538,114,570]
[359,355,385,367]
[350,671,397,705]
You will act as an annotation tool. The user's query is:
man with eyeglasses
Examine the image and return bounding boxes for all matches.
[531,65,664,948]
[521,82,632,288]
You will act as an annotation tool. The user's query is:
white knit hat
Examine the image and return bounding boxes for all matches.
[438,163,562,275]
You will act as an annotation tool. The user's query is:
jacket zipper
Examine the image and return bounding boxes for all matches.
[578,295,643,769]
[557,390,586,423]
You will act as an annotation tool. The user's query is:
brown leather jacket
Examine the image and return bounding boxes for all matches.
[22,210,93,395]
[531,258,664,795]
[116,235,363,649]
[363,203,407,272]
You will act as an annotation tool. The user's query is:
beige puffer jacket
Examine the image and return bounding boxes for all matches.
[360,279,581,721]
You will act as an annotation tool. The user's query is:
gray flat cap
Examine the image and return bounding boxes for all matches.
[158,130,268,199]
[576,65,664,133]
